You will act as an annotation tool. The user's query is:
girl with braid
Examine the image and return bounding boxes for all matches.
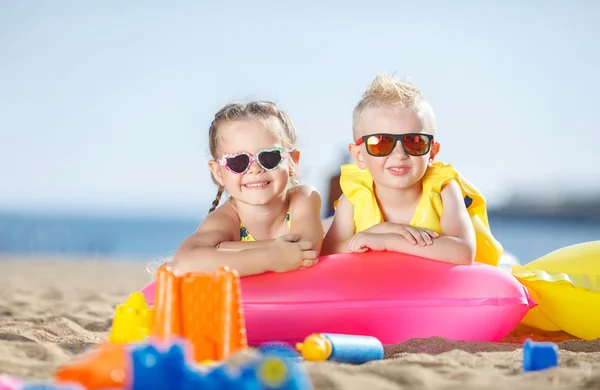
[172,101,323,276]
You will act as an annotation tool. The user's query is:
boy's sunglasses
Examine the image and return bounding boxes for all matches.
[217,147,290,174]
[355,133,434,157]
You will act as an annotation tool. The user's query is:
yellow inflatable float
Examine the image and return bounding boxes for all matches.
[512,240,600,340]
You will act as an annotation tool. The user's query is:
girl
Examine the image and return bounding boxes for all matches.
[172,101,323,276]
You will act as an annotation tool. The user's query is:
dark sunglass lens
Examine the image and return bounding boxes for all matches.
[226,154,250,173]
[402,135,431,156]
[258,150,283,169]
[366,135,395,156]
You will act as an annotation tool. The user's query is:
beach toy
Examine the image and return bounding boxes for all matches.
[295,333,383,364]
[254,343,315,390]
[133,341,313,390]
[512,240,600,339]
[22,384,83,390]
[141,251,535,345]
[0,375,23,390]
[55,342,131,389]
[522,339,559,372]
[109,292,153,344]
[498,251,521,273]
[53,339,313,390]
[150,266,247,362]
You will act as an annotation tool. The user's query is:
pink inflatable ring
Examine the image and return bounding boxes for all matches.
[141,251,536,345]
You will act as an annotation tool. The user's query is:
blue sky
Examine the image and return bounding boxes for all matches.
[1,1,599,218]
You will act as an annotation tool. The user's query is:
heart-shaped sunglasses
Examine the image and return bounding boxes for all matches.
[217,147,290,174]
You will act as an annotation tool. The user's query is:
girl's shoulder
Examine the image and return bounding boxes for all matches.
[288,183,321,201]
[288,184,322,212]
[288,183,320,196]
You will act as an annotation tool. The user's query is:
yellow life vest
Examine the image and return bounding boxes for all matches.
[339,161,503,266]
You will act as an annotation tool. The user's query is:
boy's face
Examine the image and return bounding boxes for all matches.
[348,105,437,191]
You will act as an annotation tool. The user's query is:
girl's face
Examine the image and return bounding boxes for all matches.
[209,119,292,206]
[349,105,436,192]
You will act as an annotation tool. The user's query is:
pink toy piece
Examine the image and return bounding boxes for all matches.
[140,251,536,345]
[0,375,23,390]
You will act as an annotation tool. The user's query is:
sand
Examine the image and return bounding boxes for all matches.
[0,258,599,390]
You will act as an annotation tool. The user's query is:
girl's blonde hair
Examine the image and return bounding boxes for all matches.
[207,101,299,213]
[352,73,437,138]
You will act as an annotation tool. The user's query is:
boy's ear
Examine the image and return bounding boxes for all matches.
[290,149,300,164]
[208,160,225,187]
[430,142,440,162]
[348,143,367,169]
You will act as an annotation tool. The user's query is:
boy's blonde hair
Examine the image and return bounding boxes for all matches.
[352,73,437,139]
[207,101,299,213]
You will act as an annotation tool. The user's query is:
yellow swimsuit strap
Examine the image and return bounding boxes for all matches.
[240,212,291,242]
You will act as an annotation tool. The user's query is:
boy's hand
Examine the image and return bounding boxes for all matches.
[347,232,390,253]
[269,233,318,273]
[365,223,438,246]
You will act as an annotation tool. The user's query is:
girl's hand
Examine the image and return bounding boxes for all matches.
[269,233,318,273]
[347,232,389,253]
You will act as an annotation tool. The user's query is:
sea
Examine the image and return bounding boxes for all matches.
[1,211,599,265]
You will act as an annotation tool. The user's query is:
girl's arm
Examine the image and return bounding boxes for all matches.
[321,194,356,255]
[173,207,273,276]
[288,184,325,256]
[217,240,274,251]
[364,180,476,265]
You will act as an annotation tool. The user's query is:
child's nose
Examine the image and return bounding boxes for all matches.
[390,141,408,158]
[246,159,265,174]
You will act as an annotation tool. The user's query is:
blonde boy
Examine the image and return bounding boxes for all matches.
[322,74,503,266]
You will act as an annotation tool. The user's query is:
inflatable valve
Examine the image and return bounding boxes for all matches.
[523,338,559,372]
[108,292,153,344]
[295,333,383,364]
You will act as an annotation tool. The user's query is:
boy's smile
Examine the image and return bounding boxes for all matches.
[387,165,411,176]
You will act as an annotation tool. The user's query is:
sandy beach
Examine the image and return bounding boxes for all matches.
[0,258,598,390]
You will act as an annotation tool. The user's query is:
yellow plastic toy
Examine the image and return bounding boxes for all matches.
[512,240,600,340]
[295,334,331,361]
[108,292,153,344]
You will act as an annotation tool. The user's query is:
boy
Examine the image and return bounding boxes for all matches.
[322,74,503,266]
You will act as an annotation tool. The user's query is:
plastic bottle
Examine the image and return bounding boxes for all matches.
[295,333,383,364]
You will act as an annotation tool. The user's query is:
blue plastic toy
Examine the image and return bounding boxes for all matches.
[130,340,313,390]
[257,343,314,390]
[523,338,559,372]
[14,339,314,390]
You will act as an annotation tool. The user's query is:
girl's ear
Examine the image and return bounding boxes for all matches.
[290,149,300,164]
[208,160,225,187]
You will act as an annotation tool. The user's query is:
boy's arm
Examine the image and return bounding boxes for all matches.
[173,210,273,276]
[379,180,477,265]
[288,184,324,256]
[321,194,356,255]
[363,222,438,245]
